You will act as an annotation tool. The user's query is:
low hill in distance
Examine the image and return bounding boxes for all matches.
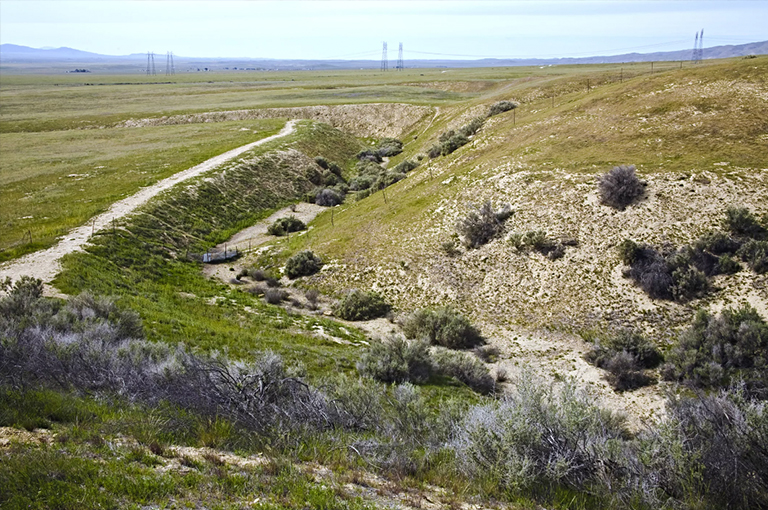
[2,40,767,72]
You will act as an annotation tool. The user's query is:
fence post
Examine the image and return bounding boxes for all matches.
[331,208,334,227]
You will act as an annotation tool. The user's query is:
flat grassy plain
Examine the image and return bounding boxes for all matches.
[0,119,285,261]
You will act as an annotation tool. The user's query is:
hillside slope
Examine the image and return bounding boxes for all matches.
[269,56,768,419]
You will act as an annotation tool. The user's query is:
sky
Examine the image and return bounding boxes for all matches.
[1,1,766,60]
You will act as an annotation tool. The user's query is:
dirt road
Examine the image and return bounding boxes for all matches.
[0,120,298,294]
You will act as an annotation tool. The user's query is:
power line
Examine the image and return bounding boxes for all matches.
[380,41,388,72]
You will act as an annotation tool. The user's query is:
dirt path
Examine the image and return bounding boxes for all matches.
[202,202,325,283]
[0,120,298,294]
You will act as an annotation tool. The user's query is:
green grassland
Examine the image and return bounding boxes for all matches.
[0,118,285,262]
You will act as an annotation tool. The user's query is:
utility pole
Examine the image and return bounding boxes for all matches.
[380,42,388,72]
[397,42,404,71]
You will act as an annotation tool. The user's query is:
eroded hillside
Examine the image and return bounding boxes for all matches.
[254,57,768,420]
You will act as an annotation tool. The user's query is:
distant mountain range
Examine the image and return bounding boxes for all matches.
[2,41,767,70]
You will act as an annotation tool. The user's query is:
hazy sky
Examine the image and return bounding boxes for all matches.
[1,1,766,60]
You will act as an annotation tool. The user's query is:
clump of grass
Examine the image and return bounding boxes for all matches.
[598,164,645,210]
[334,290,390,321]
[284,250,323,279]
[401,307,484,349]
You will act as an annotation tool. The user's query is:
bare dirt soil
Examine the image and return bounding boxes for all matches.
[118,103,433,139]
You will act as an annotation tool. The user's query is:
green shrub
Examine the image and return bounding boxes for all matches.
[322,170,340,186]
[373,171,405,190]
[266,216,306,236]
[598,164,644,210]
[402,308,483,349]
[427,144,441,159]
[440,133,470,156]
[717,254,741,274]
[724,206,767,238]
[671,266,709,302]
[457,117,485,137]
[314,156,329,169]
[349,174,375,191]
[694,230,740,255]
[315,188,344,207]
[432,347,495,394]
[738,239,768,273]
[487,100,517,117]
[392,159,418,173]
[662,305,768,396]
[618,239,641,265]
[284,250,323,279]
[585,330,662,391]
[377,138,403,157]
[357,337,432,384]
[456,201,512,249]
[334,290,390,321]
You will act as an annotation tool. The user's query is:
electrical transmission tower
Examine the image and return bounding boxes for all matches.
[397,43,403,71]
[380,42,388,72]
[691,31,699,63]
[166,51,175,75]
[692,29,704,64]
[146,51,156,75]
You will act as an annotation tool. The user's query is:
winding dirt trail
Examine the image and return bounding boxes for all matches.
[0,120,298,294]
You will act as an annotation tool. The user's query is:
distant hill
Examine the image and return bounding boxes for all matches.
[0,44,120,61]
[2,40,767,69]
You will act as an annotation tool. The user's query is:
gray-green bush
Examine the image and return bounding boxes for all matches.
[598,164,645,210]
[267,216,306,236]
[585,330,663,391]
[357,337,433,384]
[487,100,517,117]
[402,307,484,349]
[334,290,390,321]
[662,305,768,397]
[284,250,323,279]
[457,201,512,249]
